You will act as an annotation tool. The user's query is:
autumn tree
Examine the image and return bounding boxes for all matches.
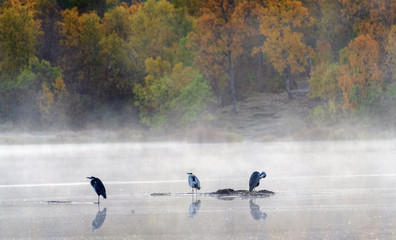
[0,0,42,80]
[39,76,68,126]
[384,25,396,84]
[59,8,103,102]
[128,0,193,79]
[312,0,352,61]
[134,57,213,128]
[253,0,314,99]
[0,0,43,124]
[338,34,383,111]
[170,0,205,17]
[337,0,395,84]
[99,4,137,101]
[35,0,62,64]
[191,0,263,112]
[337,0,395,44]
[130,0,214,128]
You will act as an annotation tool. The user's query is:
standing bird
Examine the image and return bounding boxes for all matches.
[87,176,107,204]
[249,171,266,192]
[187,172,201,194]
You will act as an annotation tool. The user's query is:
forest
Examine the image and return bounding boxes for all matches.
[0,0,395,133]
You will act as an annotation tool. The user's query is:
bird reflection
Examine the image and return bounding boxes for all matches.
[249,199,267,221]
[189,195,201,218]
[92,205,107,231]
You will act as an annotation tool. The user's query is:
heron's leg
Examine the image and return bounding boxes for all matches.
[98,195,100,204]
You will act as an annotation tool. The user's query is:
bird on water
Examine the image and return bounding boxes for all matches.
[87,176,107,204]
[249,171,266,192]
[187,172,201,194]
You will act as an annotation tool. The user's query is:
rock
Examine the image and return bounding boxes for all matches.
[208,188,275,199]
[150,193,171,196]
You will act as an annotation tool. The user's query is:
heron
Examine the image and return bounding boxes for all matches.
[249,171,266,192]
[187,172,201,194]
[87,176,107,204]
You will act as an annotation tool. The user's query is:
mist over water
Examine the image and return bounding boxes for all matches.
[1,140,396,239]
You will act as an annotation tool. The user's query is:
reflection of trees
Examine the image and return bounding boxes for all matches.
[249,199,267,221]
[92,207,107,231]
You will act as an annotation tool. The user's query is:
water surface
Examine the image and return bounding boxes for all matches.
[1,141,395,239]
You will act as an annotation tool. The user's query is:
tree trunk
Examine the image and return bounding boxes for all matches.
[220,0,238,113]
[284,66,293,99]
[227,47,238,113]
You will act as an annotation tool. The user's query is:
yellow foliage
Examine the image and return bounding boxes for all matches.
[39,82,54,122]
[53,77,67,95]
[59,7,80,48]
[144,56,171,85]
[0,0,42,78]
[254,0,314,75]
[171,62,195,91]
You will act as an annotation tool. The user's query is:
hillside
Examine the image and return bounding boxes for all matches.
[213,91,317,141]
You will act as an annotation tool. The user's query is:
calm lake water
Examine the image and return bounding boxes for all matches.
[0,141,396,239]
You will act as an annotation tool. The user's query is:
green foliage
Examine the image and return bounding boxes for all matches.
[134,58,214,129]
[173,73,214,123]
[99,5,137,99]
[349,84,382,114]
[308,105,327,125]
[0,57,64,126]
[309,63,340,102]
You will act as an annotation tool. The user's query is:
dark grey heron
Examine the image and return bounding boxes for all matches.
[87,176,107,204]
[187,172,201,194]
[249,171,266,192]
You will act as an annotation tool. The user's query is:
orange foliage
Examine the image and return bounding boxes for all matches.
[385,25,396,82]
[338,34,383,110]
[338,0,396,44]
[191,0,263,94]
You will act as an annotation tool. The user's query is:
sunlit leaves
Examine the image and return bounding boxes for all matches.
[129,0,190,68]
[254,0,313,76]
[0,0,42,79]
